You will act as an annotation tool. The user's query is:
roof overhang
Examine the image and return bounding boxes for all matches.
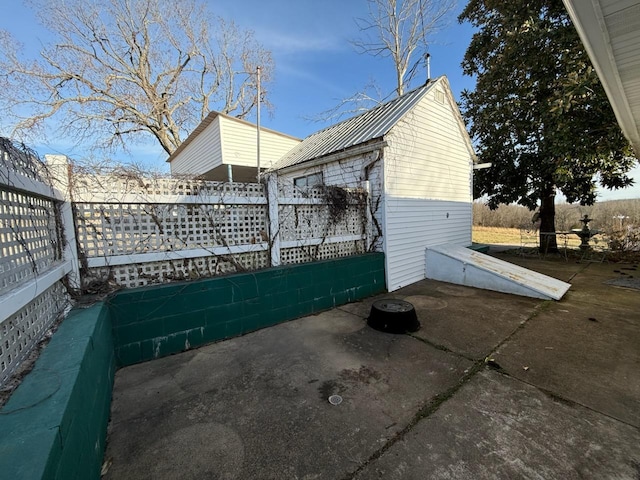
[167,112,219,163]
[563,0,640,155]
[167,111,301,163]
[275,139,388,175]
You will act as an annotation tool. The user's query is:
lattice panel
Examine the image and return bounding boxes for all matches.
[84,251,269,289]
[0,281,68,386]
[334,205,367,237]
[280,240,366,265]
[73,174,264,198]
[75,203,267,258]
[0,188,61,296]
[278,204,365,241]
[0,139,50,184]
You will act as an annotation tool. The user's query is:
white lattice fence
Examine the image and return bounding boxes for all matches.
[0,282,68,382]
[89,251,269,288]
[0,141,73,387]
[279,240,366,265]
[75,202,268,256]
[73,174,270,289]
[276,183,367,265]
[0,190,61,296]
[72,173,369,288]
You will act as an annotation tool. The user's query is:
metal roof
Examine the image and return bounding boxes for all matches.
[273,78,441,170]
[563,0,640,155]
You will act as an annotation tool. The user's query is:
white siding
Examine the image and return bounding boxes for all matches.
[220,116,300,169]
[384,88,471,201]
[385,198,471,290]
[278,153,378,188]
[366,159,385,252]
[324,157,363,186]
[383,86,473,291]
[169,117,222,176]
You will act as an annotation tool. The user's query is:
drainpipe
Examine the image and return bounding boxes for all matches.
[361,150,381,182]
[361,149,383,253]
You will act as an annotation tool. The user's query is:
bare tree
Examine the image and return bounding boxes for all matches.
[0,0,273,155]
[306,0,455,124]
[352,0,456,96]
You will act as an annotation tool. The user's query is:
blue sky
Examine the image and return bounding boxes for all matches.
[1,0,638,200]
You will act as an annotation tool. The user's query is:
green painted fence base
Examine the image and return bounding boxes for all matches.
[0,303,115,480]
[109,253,386,366]
[0,253,385,479]
[469,243,490,254]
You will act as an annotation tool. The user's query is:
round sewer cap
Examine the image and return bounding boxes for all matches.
[367,299,420,334]
[328,395,343,405]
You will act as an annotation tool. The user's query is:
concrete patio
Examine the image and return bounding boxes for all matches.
[102,252,640,479]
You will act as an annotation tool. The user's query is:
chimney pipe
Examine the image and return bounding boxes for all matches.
[426,53,431,82]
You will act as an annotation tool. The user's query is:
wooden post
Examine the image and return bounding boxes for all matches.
[45,155,81,291]
[266,173,280,266]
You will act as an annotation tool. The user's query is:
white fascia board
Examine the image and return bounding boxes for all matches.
[276,140,388,176]
[563,0,640,154]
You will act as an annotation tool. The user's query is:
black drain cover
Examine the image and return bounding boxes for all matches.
[367,299,420,334]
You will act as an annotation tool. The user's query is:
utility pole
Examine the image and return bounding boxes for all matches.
[256,66,261,183]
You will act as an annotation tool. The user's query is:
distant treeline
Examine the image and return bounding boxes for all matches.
[473,199,640,232]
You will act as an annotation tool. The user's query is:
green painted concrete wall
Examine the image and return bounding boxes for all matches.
[469,243,490,254]
[0,252,385,479]
[0,303,115,480]
[109,253,386,366]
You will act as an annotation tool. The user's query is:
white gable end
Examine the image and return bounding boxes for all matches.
[273,76,475,292]
[219,116,300,170]
[383,81,474,291]
[169,116,222,176]
[168,112,300,181]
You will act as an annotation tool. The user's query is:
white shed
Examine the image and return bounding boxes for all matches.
[167,111,301,182]
[273,76,477,291]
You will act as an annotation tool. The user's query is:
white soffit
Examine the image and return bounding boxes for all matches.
[563,0,640,155]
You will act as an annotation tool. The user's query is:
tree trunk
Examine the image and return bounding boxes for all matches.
[538,184,557,253]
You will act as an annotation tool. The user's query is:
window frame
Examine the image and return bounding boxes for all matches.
[293,172,323,188]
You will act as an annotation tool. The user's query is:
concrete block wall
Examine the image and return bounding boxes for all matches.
[109,253,386,366]
[0,253,385,479]
[0,304,115,480]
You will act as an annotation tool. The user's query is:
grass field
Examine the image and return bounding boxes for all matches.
[473,226,640,262]
[472,226,521,245]
[472,226,583,248]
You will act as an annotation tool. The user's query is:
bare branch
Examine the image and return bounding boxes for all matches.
[305,80,386,124]
[351,0,456,96]
[1,0,275,156]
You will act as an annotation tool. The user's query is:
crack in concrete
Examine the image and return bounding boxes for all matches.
[567,261,593,283]
[339,358,486,480]
[408,334,476,363]
[341,298,552,480]
[504,369,640,431]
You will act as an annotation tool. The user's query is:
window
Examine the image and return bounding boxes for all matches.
[293,172,323,188]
